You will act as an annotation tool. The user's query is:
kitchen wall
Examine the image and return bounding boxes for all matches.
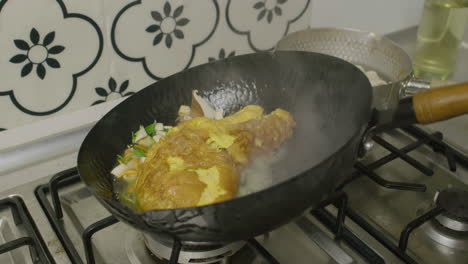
[0,0,425,133]
[310,0,424,34]
[0,0,312,131]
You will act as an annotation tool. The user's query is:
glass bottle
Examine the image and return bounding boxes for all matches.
[413,0,468,80]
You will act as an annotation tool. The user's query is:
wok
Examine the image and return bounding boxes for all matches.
[78,51,468,245]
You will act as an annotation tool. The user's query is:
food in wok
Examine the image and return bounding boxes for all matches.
[111,91,295,211]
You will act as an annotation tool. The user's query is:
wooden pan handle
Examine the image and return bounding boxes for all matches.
[413,82,468,124]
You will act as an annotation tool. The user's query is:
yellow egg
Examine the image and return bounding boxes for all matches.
[167,156,185,171]
[206,134,235,149]
[220,105,264,125]
[194,166,227,206]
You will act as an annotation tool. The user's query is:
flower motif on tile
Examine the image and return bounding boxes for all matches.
[91,77,135,106]
[208,49,236,62]
[0,0,103,116]
[112,0,219,80]
[227,0,310,51]
[254,0,287,24]
[10,28,65,80]
[146,2,189,48]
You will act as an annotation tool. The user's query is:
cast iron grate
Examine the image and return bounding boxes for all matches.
[320,125,468,264]
[34,125,468,264]
[34,168,279,264]
[0,195,55,263]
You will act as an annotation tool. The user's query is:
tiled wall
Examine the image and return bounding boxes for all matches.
[0,0,312,131]
[309,0,424,34]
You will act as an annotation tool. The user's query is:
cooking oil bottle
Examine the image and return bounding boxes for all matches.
[413,0,468,80]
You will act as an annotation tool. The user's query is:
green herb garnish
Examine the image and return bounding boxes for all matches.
[131,131,137,142]
[145,123,156,136]
[133,147,146,157]
[117,155,126,164]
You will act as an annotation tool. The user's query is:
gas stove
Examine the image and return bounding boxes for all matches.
[0,123,467,264]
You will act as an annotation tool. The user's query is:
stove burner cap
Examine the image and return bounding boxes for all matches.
[143,233,245,264]
[436,188,468,223]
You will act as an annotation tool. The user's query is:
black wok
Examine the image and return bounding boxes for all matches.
[77,51,468,245]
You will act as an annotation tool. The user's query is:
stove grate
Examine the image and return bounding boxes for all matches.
[35,168,83,264]
[403,126,468,170]
[311,192,385,264]
[0,195,55,263]
[326,125,468,264]
[34,125,468,264]
[35,168,279,264]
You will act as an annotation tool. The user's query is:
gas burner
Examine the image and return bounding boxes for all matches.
[424,188,468,251]
[139,233,245,264]
[435,188,468,232]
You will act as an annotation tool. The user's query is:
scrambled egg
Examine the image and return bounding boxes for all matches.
[166,157,227,206]
[167,156,185,171]
[134,105,295,211]
[194,167,227,206]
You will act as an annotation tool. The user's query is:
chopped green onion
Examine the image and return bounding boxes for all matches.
[131,131,137,143]
[145,123,156,136]
[117,155,126,164]
[133,146,146,157]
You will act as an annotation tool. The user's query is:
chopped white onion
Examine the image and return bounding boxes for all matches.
[178,105,191,115]
[134,126,148,142]
[153,134,163,142]
[138,136,154,147]
[155,123,164,131]
[127,159,138,169]
[111,164,128,177]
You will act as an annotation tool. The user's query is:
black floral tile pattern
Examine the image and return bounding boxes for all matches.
[91,77,135,106]
[0,0,310,129]
[208,48,235,62]
[146,1,189,48]
[226,0,310,52]
[254,0,287,23]
[0,0,103,117]
[9,28,64,80]
[112,0,219,80]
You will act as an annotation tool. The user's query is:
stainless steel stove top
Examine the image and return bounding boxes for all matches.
[0,122,467,264]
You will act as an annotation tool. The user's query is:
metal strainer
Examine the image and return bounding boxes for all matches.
[276,28,430,111]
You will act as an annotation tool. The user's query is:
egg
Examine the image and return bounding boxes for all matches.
[167,156,185,171]
[194,166,227,206]
[134,104,295,211]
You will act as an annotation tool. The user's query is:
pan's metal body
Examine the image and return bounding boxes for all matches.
[276,28,429,111]
[78,51,372,243]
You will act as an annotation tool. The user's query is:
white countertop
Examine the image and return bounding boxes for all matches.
[0,98,124,190]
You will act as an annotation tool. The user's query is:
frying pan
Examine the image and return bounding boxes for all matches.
[275,28,434,110]
[78,51,468,245]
